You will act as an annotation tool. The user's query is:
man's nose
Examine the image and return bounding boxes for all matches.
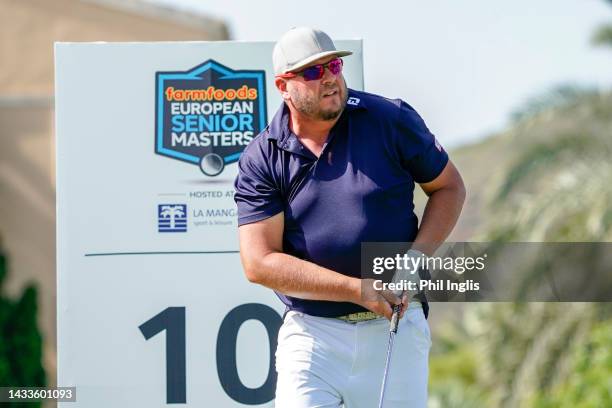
[320,66,336,85]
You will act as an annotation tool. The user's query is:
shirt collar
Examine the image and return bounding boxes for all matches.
[266,102,291,144]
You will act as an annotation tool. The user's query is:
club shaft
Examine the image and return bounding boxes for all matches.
[378,331,396,408]
[378,304,402,408]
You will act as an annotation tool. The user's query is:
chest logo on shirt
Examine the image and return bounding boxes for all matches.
[155,60,267,176]
[347,96,360,106]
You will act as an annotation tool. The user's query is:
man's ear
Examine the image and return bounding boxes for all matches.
[275,77,291,101]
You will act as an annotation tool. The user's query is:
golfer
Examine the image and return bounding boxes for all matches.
[234,27,465,408]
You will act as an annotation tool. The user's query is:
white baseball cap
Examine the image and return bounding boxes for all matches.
[273,27,352,75]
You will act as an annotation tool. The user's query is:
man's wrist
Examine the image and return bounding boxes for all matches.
[345,276,364,305]
[410,243,437,257]
[394,249,426,277]
[390,249,427,296]
[406,248,425,259]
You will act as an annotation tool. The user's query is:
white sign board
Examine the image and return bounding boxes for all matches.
[55,41,363,407]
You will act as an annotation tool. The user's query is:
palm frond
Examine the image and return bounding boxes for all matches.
[592,24,612,47]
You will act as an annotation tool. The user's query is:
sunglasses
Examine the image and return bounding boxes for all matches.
[277,57,343,81]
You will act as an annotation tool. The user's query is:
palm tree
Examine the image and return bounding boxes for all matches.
[160,205,185,229]
[592,0,612,47]
[477,91,612,406]
[429,91,612,407]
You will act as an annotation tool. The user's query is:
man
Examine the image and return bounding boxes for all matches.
[234,27,465,407]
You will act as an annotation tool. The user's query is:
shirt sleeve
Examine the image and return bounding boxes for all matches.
[396,100,449,183]
[233,144,284,226]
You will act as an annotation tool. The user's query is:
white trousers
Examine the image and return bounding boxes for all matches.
[275,303,431,408]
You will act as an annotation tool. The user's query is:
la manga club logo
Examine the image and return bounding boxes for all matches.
[158,204,187,233]
[155,60,267,176]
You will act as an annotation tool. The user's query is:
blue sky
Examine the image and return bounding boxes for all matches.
[148,0,612,147]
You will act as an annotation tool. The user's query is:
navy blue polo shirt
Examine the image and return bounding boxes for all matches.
[234,89,448,317]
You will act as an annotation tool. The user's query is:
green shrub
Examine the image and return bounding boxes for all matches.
[0,251,46,407]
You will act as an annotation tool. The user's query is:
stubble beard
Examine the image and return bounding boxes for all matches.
[290,80,348,121]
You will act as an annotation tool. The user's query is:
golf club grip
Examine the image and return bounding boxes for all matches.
[390,304,401,333]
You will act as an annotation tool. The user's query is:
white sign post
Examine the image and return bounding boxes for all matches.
[56,40,363,407]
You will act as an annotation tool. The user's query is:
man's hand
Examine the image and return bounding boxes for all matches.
[390,248,426,298]
[357,249,425,320]
[358,279,408,320]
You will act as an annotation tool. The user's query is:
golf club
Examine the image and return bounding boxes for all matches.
[378,299,403,408]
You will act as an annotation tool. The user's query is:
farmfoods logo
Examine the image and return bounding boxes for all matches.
[155,60,267,176]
